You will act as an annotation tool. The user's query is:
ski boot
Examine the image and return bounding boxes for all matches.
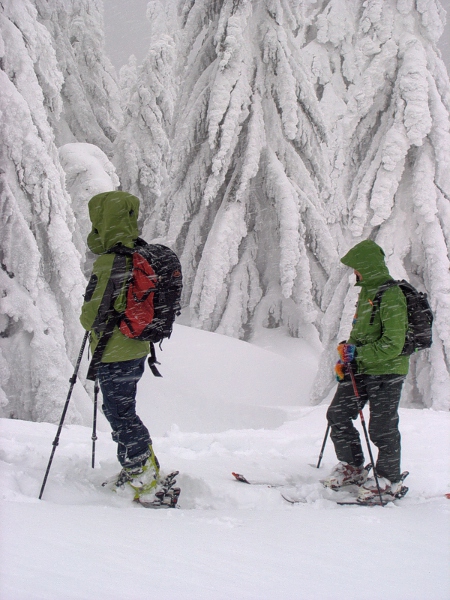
[322,462,369,490]
[357,472,409,504]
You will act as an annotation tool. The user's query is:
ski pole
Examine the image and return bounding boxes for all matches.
[316,424,330,468]
[346,364,385,506]
[39,331,89,500]
[91,378,99,468]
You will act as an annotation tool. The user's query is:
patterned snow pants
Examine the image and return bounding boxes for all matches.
[326,373,406,482]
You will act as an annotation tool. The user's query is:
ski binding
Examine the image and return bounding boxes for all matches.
[135,487,181,509]
[134,471,180,508]
[337,471,410,506]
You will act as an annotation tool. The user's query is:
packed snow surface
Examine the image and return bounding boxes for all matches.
[1,325,449,600]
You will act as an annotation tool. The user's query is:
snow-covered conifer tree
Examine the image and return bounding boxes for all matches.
[35,0,123,156]
[0,0,92,422]
[141,0,339,341]
[113,0,178,228]
[309,0,450,409]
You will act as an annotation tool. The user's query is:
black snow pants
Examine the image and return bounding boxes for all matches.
[326,373,405,482]
[98,357,151,469]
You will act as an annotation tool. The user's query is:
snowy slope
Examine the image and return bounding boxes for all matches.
[1,325,449,600]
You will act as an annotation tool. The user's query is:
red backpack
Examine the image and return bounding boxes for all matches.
[118,241,182,343]
[87,239,182,380]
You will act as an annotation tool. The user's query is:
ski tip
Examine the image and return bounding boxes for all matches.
[232,472,250,484]
[281,494,295,504]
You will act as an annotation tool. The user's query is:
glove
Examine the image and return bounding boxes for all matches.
[335,360,346,382]
[337,342,356,363]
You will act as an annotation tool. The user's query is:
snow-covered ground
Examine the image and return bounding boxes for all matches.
[1,325,449,600]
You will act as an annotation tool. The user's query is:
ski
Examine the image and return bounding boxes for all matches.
[232,467,370,504]
[279,469,409,506]
[232,468,410,507]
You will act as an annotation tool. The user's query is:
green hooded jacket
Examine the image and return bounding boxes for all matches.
[80,191,150,362]
[340,240,409,376]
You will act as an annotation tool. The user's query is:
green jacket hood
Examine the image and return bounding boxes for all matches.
[340,240,391,286]
[87,191,140,254]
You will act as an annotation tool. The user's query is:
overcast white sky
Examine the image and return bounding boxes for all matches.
[104,0,152,70]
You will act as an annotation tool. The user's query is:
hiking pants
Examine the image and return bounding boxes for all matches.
[326,374,405,482]
[98,357,151,468]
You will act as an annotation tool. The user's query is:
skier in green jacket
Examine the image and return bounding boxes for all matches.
[323,240,409,502]
[80,191,160,499]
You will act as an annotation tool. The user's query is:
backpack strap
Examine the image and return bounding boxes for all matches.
[86,253,128,381]
[369,280,399,326]
[147,342,162,378]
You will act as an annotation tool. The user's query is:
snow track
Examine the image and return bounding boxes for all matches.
[1,327,449,599]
